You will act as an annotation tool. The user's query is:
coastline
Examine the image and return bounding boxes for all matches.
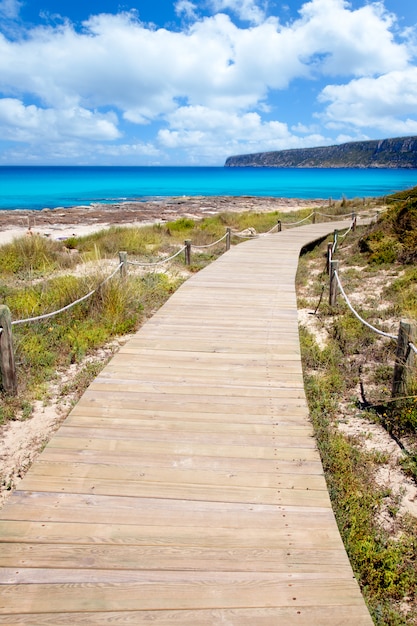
[0,195,325,244]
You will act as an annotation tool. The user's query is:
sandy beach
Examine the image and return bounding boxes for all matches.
[0,196,325,244]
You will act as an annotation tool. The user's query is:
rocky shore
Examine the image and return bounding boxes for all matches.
[0,196,325,243]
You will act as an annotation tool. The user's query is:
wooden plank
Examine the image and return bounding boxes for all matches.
[68,403,310,422]
[44,437,321,463]
[17,475,331,507]
[29,461,327,490]
[63,415,314,436]
[0,517,341,542]
[54,425,317,448]
[0,542,353,573]
[39,448,323,475]
[0,576,368,613]
[0,607,378,626]
[0,491,337,527]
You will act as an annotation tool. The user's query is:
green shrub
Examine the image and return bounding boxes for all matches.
[0,234,78,278]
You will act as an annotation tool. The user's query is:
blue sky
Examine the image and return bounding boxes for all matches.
[0,0,416,165]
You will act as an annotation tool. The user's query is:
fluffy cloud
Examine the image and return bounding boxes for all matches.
[175,1,198,20]
[208,0,266,25]
[0,140,160,165]
[0,0,21,19]
[319,67,417,134]
[0,3,409,117]
[0,0,415,163]
[158,105,326,160]
[293,0,409,77]
[0,98,120,141]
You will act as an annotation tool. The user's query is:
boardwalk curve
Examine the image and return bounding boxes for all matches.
[0,221,373,624]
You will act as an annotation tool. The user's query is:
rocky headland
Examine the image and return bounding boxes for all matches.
[225,135,417,168]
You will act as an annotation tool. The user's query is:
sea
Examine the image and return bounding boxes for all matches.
[1,166,417,211]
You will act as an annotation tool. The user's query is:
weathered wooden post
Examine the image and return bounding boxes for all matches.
[392,320,416,398]
[327,242,333,274]
[0,305,17,396]
[352,212,357,231]
[118,251,128,278]
[226,228,231,251]
[333,229,339,254]
[312,210,316,224]
[329,260,339,307]
[277,220,282,232]
[184,240,191,266]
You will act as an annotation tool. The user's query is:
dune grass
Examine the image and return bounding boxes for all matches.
[297,199,417,625]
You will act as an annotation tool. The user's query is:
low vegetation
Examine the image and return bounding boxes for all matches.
[297,193,417,624]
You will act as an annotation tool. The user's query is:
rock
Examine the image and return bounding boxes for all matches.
[225,135,417,169]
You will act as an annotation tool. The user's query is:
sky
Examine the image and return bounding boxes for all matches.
[0,0,416,165]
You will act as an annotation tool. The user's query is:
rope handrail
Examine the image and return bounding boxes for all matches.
[261,223,279,236]
[191,233,228,249]
[338,221,354,241]
[410,343,417,355]
[316,210,353,219]
[334,270,397,340]
[11,262,123,326]
[284,212,315,226]
[231,231,259,239]
[127,246,186,267]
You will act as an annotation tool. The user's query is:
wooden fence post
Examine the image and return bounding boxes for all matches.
[0,305,17,396]
[184,240,191,266]
[226,228,231,251]
[327,242,333,274]
[333,229,339,254]
[329,260,339,307]
[392,320,416,398]
[277,220,282,232]
[352,212,357,231]
[118,251,128,278]
[312,210,316,224]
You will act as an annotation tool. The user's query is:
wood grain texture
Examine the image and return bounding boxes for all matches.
[0,221,373,624]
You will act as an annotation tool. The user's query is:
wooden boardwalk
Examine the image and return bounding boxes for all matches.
[0,221,373,625]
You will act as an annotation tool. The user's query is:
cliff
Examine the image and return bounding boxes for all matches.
[224,136,417,168]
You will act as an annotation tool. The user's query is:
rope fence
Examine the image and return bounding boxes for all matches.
[334,271,397,340]
[11,262,124,327]
[126,246,186,267]
[284,211,316,226]
[327,256,415,401]
[0,205,384,395]
[190,232,229,249]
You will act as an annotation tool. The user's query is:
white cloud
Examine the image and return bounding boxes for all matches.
[0,98,121,142]
[208,0,266,25]
[0,0,21,19]
[0,3,409,120]
[0,1,415,163]
[293,0,409,77]
[175,0,198,20]
[0,136,160,165]
[319,67,417,134]
[158,105,327,161]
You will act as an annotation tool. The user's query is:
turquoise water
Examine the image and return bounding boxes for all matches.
[1,166,416,211]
